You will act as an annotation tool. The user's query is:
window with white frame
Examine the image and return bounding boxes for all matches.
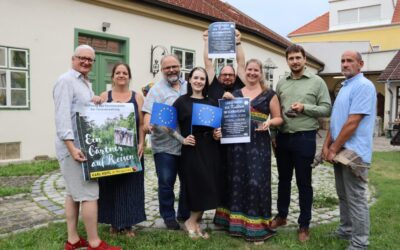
[215,58,234,76]
[0,46,29,108]
[338,5,381,25]
[171,47,195,81]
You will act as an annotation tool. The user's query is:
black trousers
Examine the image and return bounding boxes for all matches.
[275,130,316,228]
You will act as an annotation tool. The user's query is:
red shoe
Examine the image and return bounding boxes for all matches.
[64,236,88,250]
[87,240,122,250]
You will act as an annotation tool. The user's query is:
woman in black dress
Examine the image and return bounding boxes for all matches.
[98,63,146,237]
[214,59,283,243]
[172,67,221,239]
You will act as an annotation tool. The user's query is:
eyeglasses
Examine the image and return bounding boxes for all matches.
[76,56,96,63]
[220,73,235,78]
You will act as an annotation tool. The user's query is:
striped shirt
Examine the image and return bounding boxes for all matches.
[53,69,94,160]
[142,78,187,155]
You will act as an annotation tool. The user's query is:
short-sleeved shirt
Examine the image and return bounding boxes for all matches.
[330,73,376,164]
[142,78,187,155]
[208,76,244,102]
[275,69,331,133]
[53,69,94,160]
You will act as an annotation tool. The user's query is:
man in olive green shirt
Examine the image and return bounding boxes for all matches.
[270,44,331,242]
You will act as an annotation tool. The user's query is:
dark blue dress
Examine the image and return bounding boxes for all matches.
[98,91,146,230]
[214,89,276,242]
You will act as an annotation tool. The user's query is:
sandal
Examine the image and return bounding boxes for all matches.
[196,230,210,240]
[187,229,200,239]
[123,228,136,238]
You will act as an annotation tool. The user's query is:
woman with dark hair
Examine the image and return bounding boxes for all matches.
[98,63,146,237]
[214,59,283,244]
[172,67,221,239]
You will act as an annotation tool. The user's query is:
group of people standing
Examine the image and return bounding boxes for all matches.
[54,28,376,250]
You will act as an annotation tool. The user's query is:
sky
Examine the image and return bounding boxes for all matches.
[225,0,330,39]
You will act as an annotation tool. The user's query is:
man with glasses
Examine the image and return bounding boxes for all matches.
[53,45,121,250]
[203,29,245,101]
[142,54,189,230]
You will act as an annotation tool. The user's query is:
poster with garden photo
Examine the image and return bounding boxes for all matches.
[76,103,142,181]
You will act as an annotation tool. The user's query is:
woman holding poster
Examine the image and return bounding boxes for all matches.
[97,63,146,237]
[172,67,222,239]
[214,59,283,243]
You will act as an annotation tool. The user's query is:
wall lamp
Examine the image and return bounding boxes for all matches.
[102,22,111,32]
[263,58,277,87]
[150,45,168,77]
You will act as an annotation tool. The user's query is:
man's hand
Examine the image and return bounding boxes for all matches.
[222,92,234,100]
[291,102,304,113]
[70,147,87,162]
[235,29,241,44]
[143,123,153,134]
[203,30,208,42]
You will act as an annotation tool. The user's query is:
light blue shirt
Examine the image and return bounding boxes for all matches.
[330,73,376,163]
[53,69,93,160]
[142,78,187,155]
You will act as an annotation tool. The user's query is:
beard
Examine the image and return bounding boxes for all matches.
[166,74,179,84]
[290,65,304,75]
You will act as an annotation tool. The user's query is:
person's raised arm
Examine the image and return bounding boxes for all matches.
[203,30,215,82]
[235,29,246,82]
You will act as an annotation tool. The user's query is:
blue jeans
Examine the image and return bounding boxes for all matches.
[276,130,316,228]
[153,153,189,221]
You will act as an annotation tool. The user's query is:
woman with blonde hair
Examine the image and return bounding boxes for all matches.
[214,58,283,244]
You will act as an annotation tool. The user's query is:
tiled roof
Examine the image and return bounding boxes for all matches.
[378,50,400,82]
[393,0,400,23]
[146,0,292,48]
[288,12,329,37]
[290,0,400,36]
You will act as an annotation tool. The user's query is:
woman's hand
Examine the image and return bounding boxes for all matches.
[222,92,234,100]
[213,128,222,140]
[92,95,105,105]
[137,143,144,159]
[183,135,196,146]
[255,121,270,131]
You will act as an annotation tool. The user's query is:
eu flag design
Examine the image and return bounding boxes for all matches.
[191,103,222,128]
[150,102,177,129]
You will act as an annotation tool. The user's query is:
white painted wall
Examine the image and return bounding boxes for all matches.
[0,0,319,161]
[299,41,371,73]
[329,0,395,31]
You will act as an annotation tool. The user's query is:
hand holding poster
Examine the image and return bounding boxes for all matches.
[218,98,251,144]
[76,103,142,181]
[208,22,236,59]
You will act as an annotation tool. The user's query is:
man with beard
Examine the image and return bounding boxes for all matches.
[142,55,189,230]
[322,51,376,250]
[271,44,331,242]
[203,29,245,101]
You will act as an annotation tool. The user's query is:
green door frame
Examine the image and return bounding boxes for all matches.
[74,28,130,95]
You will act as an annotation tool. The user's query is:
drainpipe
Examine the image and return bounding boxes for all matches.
[387,80,393,126]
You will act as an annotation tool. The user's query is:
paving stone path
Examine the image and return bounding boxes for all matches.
[0,134,397,237]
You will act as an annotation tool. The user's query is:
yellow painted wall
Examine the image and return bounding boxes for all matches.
[291,25,400,50]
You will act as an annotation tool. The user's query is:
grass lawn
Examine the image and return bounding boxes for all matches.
[0,152,399,249]
[0,160,59,196]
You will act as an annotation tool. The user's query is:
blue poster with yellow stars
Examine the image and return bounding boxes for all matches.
[150,102,178,129]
